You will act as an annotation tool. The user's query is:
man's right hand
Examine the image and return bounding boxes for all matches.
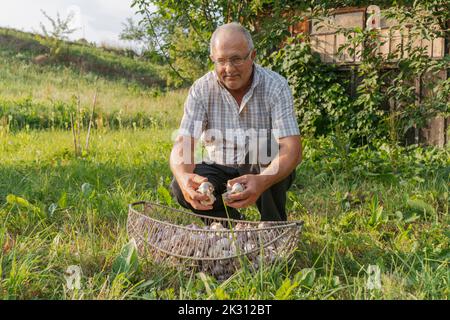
[178,173,213,210]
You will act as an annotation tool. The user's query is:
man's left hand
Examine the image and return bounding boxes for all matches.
[224,174,268,209]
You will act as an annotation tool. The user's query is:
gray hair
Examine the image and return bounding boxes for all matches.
[209,22,254,55]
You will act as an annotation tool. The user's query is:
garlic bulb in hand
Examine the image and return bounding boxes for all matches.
[197,182,216,206]
[222,182,245,203]
[230,182,244,194]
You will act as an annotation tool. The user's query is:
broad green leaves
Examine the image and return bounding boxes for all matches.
[274,268,317,299]
[112,239,139,277]
[6,194,44,219]
[270,41,350,138]
[157,185,173,206]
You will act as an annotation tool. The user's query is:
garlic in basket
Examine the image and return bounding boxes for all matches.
[197,181,216,206]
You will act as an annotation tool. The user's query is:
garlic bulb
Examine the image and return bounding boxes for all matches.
[210,222,225,231]
[258,222,271,229]
[230,183,244,194]
[197,182,216,206]
[185,223,201,230]
[215,238,231,250]
[197,181,213,194]
[222,182,245,203]
[234,222,248,231]
[147,210,292,280]
[244,243,256,253]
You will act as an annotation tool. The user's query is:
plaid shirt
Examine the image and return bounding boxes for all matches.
[178,63,300,167]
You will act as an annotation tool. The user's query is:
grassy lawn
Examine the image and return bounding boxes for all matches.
[0,125,448,299]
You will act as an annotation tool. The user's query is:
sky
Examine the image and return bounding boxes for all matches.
[0,0,143,49]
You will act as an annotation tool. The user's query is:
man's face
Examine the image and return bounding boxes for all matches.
[210,32,256,92]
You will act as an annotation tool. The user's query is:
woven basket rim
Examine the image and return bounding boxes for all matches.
[128,201,304,232]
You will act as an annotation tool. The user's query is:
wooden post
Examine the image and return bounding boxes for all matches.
[414,76,421,145]
[85,90,98,152]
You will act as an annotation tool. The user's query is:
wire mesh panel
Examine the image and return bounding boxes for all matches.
[127,201,303,280]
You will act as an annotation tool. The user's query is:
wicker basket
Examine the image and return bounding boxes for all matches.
[127,201,303,280]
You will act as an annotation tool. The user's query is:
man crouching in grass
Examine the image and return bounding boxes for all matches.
[169,22,302,221]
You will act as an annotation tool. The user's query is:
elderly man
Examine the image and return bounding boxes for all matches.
[169,22,302,221]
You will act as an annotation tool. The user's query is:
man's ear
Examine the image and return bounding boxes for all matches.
[251,50,256,60]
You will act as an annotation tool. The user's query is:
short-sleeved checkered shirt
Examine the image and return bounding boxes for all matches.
[178,63,300,167]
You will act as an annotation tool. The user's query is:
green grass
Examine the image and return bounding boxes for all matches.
[0,27,166,87]
[0,126,448,299]
[0,27,186,131]
[0,43,186,130]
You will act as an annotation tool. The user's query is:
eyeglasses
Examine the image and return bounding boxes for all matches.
[211,50,252,67]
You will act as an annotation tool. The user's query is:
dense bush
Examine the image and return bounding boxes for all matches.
[268,2,449,146]
[269,39,351,138]
[301,135,450,182]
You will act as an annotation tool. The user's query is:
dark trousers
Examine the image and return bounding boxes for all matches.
[169,162,295,221]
